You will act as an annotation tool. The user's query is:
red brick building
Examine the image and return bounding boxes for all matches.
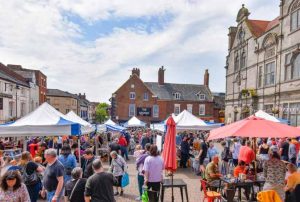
[111,67,224,125]
[35,70,47,104]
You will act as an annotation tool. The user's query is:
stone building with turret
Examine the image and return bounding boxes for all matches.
[225,1,300,126]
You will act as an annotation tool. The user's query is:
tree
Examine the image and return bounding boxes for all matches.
[95,102,109,123]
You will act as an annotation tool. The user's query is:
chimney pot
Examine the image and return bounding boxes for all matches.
[204,69,209,87]
[131,68,140,77]
[158,66,165,85]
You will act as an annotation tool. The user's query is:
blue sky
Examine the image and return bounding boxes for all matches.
[0,0,279,102]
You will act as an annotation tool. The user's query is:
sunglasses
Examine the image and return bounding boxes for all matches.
[6,176,16,180]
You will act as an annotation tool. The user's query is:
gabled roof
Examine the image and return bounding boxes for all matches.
[0,63,29,87]
[246,17,280,38]
[78,98,90,107]
[144,82,213,101]
[47,89,77,99]
[113,74,156,96]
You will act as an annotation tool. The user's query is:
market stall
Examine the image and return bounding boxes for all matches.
[174,110,221,131]
[0,102,81,137]
[123,116,146,128]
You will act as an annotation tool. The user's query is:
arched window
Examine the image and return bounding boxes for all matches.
[292,54,300,79]
[234,54,239,71]
[241,52,246,69]
[290,0,300,31]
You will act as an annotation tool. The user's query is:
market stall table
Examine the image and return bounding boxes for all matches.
[219,177,265,202]
[161,179,189,202]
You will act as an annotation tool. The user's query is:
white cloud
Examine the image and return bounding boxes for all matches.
[0,0,279,102]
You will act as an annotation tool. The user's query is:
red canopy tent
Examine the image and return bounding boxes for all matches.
[162,116,177,202]
[208,115,300,141]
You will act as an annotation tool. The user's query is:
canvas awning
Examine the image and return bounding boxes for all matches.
[0,103,81,137]
[66,111,95,134]
[174,110,221,131]
[123,116,146,128]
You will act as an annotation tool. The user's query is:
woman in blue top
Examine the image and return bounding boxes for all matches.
[58,144,77,183]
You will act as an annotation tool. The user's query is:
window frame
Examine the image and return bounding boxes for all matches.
[129,92,136,100]
[174,104,180,115]
[291,9,300,31]
[174,92,181,100]
[153,105,159,118]
[143,92,149,101]
[9,101,13,117]
[234,53,240,71]
[128,104,135,117]
[292,53,300,79]
[264,61,276,86]
[258,66,263,87]
[20,102,26,116]
[241,52,246,69]
[199,104,205,116]
[198,94,205,101]
[285,53,292,81]
[187,104,193,113]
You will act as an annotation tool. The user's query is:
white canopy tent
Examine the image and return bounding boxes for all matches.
[0,102,81,137]
[174,110,221,131]
[104,119,117,125]
[66,111,95,134]
[123,116,146,128]
[254,110,280,122]
[150,122,165,132]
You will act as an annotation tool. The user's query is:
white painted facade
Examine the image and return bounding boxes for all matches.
[0,79,30,123]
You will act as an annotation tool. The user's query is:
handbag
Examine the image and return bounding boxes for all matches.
[23,163,40,186]
[121,172,129,187]
[69,179,81,201]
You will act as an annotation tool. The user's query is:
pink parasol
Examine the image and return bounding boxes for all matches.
[208,115,300,141]
[162,116,177,171]
[161,116,177,202]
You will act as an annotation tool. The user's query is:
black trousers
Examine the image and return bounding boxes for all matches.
[233,159,238,167]
[147,182,161,202]
[290,157,297,165]
[180,153,189,168]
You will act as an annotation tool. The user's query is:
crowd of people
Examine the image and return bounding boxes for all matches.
[0,129,164,202]
[1,128,300,202]
[175,134,300,202]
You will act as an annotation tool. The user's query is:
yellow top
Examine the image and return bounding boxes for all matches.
[286,172,300,190]
[257,190,282,202]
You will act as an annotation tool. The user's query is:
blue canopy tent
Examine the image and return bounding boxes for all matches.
[97,119,125,133]
[0,103,81,137]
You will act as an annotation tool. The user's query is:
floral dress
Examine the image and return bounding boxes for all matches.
[0,183,30,202]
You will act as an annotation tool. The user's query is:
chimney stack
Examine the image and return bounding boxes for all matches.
[158,66,165,85]
[131,68,140,77]
[204,69,209,87]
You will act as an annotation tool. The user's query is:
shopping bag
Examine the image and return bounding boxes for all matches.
[142,189,149,202]
[121,172,129,187]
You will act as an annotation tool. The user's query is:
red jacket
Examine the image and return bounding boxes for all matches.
[118,136,127,147]
[238,146,255,164]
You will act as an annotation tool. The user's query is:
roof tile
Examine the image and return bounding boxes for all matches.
[247,17,280,38]
[144,82,213,101]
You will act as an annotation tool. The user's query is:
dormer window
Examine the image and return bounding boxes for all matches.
[174,92,181,100]
[197,94,205,101]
